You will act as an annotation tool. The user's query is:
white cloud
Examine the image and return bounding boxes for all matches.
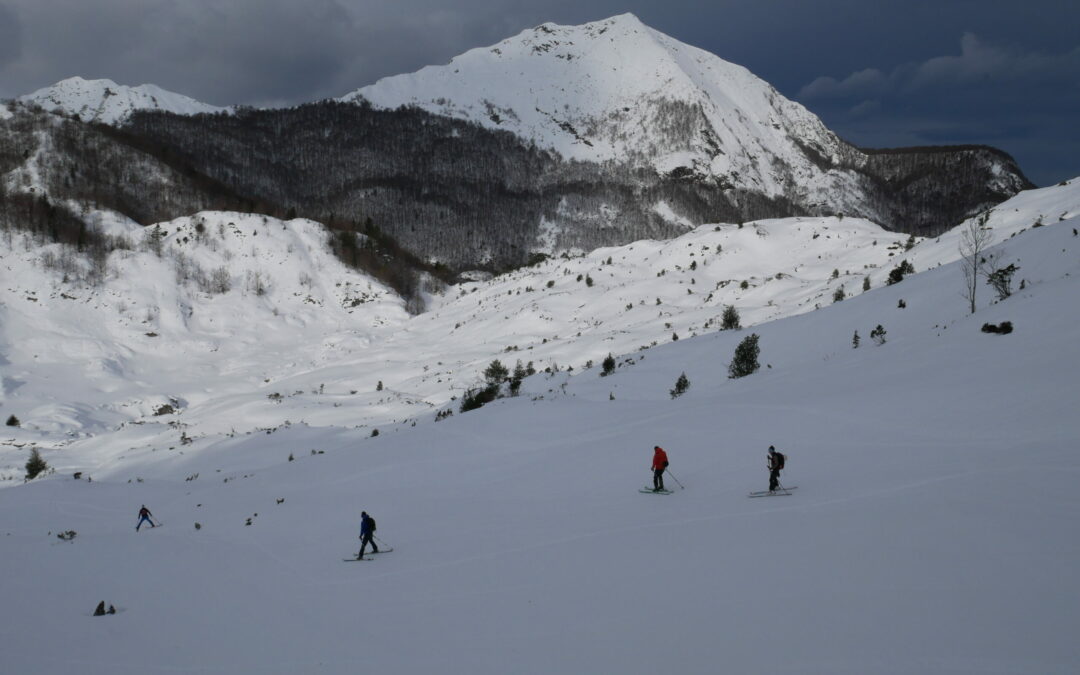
[799,68,886,99]
[848,99,881,118]
[800,33,1080,100]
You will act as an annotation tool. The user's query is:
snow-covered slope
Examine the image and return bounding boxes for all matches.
[0,180,1078,673]
[345,15,840,191]
[0,211,408,455]
[18,76,227,124]
[2,181,1077,475]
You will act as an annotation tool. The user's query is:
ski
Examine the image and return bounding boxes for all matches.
[748,486,797,497]
[343,547,393,561]
[640,488,674,495]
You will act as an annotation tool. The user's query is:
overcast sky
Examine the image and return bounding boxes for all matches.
[1,0,1076,185]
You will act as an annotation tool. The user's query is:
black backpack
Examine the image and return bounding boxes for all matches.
[369,517,377,532]
[776,452,786,469]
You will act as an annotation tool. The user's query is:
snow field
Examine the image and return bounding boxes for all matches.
[1,182,1079,672]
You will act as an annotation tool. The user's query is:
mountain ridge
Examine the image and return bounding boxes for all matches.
[18,76,229,124]
[1,14,1032,272]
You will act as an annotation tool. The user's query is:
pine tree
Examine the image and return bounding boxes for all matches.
[25,448,48,480]
[601,353,616,376]
[5,414,18,427]
[484,360,509,386]
[670,373,690,399]
[852,330,860,349]
[833,286,845,303]
[862,276,871,292]
[886,260,915,285]
[870,325,887,345]
[728,334,761,379]
[509,360,528,396]
[721,305,741,330]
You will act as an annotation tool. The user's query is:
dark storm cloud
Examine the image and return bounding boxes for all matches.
[800,34,1080,100]
[0,3,23,69]
[796,34,1080,186]
[0,0,367,105]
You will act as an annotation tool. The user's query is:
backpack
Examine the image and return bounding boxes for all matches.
[369,517,377,532]
[776,452,786,470]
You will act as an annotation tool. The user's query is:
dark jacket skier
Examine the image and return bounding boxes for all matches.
[767,446,785,492]
[136,505,156,531]
[358,511,379,559]
[651,446,669,491]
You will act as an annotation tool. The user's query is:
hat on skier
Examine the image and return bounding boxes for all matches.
[768,446,775,451]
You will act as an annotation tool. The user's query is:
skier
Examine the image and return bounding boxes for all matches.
[767,445,785,492]
[357,511,379,559]
[135,505,156,531]
[651,446,669,492]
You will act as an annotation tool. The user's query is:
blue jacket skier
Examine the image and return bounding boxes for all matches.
[358,511,379,559]
[136,505,156,531]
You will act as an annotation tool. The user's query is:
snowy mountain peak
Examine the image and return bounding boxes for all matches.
[18,76,228,125]
[341,13,845,197]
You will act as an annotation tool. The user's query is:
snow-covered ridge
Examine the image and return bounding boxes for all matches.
[18,76,228,124]
[342,13,850,199]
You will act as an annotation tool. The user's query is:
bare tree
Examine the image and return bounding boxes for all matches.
[959,211,993,314]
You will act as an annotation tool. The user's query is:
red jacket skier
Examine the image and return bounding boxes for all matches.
[651,446,669,492]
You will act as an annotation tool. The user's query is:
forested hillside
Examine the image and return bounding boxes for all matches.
[1,100,1029,278]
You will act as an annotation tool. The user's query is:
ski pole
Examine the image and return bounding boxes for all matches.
[373,534,391,547]
[665,469,685,490]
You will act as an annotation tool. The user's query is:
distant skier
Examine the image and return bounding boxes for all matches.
[767,446,786,492]
[135,505,156,531]
[357,511,379,559]
[651,446,669,492]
